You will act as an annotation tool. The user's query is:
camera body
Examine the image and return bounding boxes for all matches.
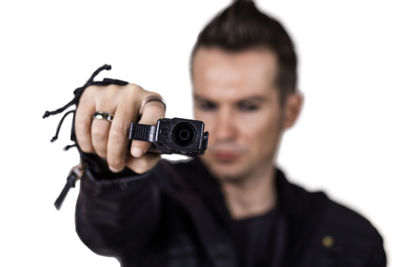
[129,117,209,156]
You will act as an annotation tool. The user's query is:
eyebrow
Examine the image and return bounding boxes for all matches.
[193,94,268,103]
[237,96,268,103]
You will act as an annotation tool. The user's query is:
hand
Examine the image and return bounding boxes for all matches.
[74,83,165,174]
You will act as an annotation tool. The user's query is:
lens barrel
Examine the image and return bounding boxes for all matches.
[172,122,196,147]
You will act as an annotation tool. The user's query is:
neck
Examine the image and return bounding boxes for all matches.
[220,163,277,220]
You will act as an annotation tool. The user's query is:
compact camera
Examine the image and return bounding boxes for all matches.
[129,118,209,156]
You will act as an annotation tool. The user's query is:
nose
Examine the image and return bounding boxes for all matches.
[214,107,237,141]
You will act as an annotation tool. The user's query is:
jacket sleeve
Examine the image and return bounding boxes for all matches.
[75,152,163,259]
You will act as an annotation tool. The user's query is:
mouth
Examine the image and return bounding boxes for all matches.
[212,150,241,162]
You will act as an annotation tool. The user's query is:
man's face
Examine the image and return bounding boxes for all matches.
[192,47,292,181]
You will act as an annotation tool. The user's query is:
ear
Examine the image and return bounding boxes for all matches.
[283,92,303,130]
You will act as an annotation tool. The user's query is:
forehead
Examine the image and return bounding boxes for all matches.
[192,47,278,100]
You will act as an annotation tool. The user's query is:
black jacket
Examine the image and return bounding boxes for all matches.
[75,153,386,267]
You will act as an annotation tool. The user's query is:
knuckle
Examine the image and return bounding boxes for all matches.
[130,83,143,91]
[151,92,162,98]
[87,84,122,103]
[105,85,120,97]
[91,125,108,140]
[145,91,162,101]
[127,83,143,95]
[116,84,142,106]
[109,122,129,139]
[82,85,97,97]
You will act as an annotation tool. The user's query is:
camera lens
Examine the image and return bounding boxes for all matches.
[172,122,196,147]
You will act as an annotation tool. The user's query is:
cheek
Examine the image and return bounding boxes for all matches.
[194,111,214,132]
[237,110,282,150]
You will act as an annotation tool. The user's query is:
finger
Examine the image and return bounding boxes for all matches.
[91,109,114,159]
[130,98,166,158]
[74,94,96,153]
[107,97,139,172]
[126,153,161,174]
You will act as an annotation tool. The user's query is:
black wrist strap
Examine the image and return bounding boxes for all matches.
[42,64,129,209]
[43,64,129,146]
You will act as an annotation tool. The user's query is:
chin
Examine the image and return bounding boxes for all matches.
[203,159,249,182]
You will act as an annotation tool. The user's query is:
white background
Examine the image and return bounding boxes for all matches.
[1,0,399,266]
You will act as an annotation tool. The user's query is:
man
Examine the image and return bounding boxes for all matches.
[73,1,386,266]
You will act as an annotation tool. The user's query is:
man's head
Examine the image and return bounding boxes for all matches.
[191,1,303,182]
[191,0,297,105]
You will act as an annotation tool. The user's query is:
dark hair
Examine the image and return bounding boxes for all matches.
[191,0,297,104]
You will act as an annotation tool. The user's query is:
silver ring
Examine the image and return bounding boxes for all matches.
[93,111,114,122]
[139,95,167,115]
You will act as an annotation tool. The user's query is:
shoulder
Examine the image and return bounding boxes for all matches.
[277,169,386,265]
[322,196,380,239]
[321,195,384,251]
[318,195,386,266]
[278,169,383,244]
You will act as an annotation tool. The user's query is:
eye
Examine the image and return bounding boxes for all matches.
[196,100,217,111]
[237,101,260,112]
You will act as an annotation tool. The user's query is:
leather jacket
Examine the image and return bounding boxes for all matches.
[43,66,386,267]
[75,152,386,267]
